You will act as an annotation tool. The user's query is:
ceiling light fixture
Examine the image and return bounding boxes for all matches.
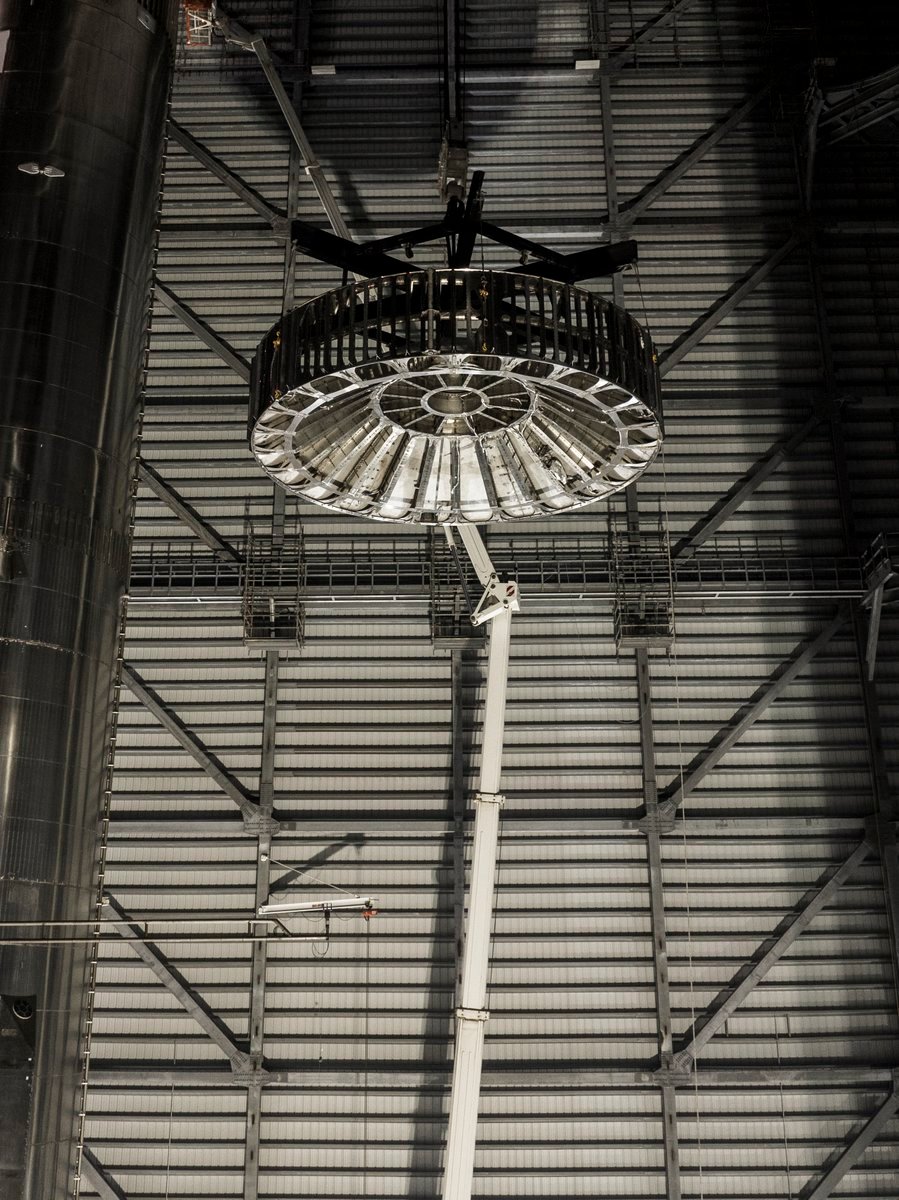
[17,162,65,177]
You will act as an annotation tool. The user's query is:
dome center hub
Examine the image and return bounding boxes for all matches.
[426,388,483,416]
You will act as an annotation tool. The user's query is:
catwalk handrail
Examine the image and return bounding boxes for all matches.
[129,538,866,600]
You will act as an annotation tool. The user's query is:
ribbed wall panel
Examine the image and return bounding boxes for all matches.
[80,1,899,1198]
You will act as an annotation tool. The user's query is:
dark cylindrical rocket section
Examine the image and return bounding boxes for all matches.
[0,1,175,1196]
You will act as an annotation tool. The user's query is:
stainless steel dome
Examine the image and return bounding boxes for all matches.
[250,269,662,523]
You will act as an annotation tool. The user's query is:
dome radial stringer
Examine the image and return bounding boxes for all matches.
[249,269,662,524]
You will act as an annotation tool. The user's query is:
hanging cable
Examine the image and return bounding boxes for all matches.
[660,441,705,1199]
[163,1041,176,1200]
[311,908,331,957]
[775,1016,794,1199]
[266,857,362,897]
[632,262,653,342]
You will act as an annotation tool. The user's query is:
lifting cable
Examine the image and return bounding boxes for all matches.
[660,436,706,1199]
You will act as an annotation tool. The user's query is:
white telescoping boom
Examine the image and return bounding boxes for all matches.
[441,524,519,1200]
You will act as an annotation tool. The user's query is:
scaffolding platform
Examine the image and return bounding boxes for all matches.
[241,517,305,652]
[184,2,214,47]
[610,520,675,651]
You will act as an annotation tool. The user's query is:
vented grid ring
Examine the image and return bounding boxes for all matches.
[250,270,662,524]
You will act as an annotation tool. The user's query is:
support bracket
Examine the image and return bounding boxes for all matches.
[636,807,677,835]
[230,1061,272,1087]
[474,791,505,809]
[287,181,637,283]
[652,1067,693,1087]
[242,811,281,837]
[471,577,520,627]
[456,1007,490,1021]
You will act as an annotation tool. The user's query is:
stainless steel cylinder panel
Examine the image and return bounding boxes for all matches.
[0,2,175,1195]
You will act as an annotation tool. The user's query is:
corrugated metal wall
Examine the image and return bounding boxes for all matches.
[78,2,899,1198]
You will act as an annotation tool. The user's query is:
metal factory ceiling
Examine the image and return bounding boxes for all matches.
[78,2,899,1199]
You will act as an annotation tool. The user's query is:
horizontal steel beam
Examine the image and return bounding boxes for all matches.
[103,895,255,1073]
[673,839,871,1067]
[658,236,800,376]
[660,610,847,812]
[137,461,242,562]
[155,214,899,242]
[85,1063,899,1089]
[301,63,764,86]
[121,663,261,822]
[106,813,877,838]
[154,281,252,382]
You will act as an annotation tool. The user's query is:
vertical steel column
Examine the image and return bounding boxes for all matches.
[244,649,280,1200]
[596,0,625,313]
[806,238,899,990]
[637,648,681,1199]
[598,1,680,1183]
[0,3,174,1196]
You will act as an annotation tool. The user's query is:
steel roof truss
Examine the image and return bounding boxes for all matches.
[673,412,823,558]
[121,662,263,826]
[658,236,801,377]
[853,613,899,989]
[102,894,258,1075]
[616,86,771,228]
[672,837,871,1069]
[243,648,279,1200]
[79,1147,128,1200]
[820,66,899,146]
[659,609,847,812]
[636,646,681,1200]
[821,66,899,125]
[154,281,252,383]
[606,0,702,73]
[167,119,287,229]
[800,1074,899,1200]
[137,460,242,562]
[215,6,355,255]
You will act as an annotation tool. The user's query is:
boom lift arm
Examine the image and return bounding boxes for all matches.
[441,525,519,1200]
